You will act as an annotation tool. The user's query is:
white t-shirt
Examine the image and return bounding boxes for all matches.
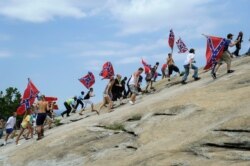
[184,53,195,65]
[6,116,16,129]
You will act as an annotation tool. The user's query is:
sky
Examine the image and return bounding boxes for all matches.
[0,0,249,109]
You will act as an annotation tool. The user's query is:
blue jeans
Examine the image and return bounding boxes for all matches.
[182,64,198,82]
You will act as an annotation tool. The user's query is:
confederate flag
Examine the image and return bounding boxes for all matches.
[45,97,59,110]
[79,72,95,89]
[204,35,226,70]
[99,62,114,79]
[168,29,175,50]
[17,78,39,115]
[176,38,188,53]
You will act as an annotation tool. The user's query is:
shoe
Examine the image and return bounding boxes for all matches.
[181,81,187,85]
[61,113,64,118]
[211,72,216,79]
[129,101,134,105]
[194,77,201,81]
[79,113,83,116]
[3,141,6,146]
[168,79,170,81]
[227,70,235,74]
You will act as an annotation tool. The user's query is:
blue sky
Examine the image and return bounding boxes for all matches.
[0,0,249,109]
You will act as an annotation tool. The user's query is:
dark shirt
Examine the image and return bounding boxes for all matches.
[84,91,91,100]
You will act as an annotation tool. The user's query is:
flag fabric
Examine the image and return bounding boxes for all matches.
[141,59,151,74]
[168,29,175,50]
[204,35,226,70]
[17,79,40,115]
[79,72,95,89]
[99,62,114,79]
[45,97,59,110]
[176,38,188,53]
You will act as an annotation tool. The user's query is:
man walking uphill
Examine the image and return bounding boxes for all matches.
[211,33,240,79]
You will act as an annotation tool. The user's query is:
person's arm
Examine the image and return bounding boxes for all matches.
[230,39,240,47]
[189,54,195,67]
[5,117,11,128]
[134,72,139,87]
[90,92,95,97]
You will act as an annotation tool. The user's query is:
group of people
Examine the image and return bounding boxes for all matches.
[61,88,97,117]
[1,95,57,146]
[1,31,249,147]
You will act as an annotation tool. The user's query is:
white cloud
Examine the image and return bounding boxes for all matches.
[107,0,231,35]
[0,0,104,22]
[0,51,11,58]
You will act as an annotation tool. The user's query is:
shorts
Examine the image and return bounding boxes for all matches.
[218,51,231,64]
[36,113,47,126]
[83,99,93,106]
[129,85,139,95]
[6,128,13,134]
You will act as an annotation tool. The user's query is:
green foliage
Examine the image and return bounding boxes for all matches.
[54,118,62,126]
[104,123,125,131]
[0,87,21,120]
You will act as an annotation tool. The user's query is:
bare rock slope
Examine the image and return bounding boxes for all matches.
[1,56,250,166]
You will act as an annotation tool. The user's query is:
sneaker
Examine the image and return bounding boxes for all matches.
[194,77,201,81]
[129,101,134,105]
[211,72,216,79]
[61,113,64,118]
[227,70,235,74]
[3,141,6,146]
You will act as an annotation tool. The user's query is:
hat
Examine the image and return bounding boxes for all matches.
[227,33,233,39]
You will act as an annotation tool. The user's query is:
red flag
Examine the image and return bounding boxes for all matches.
[45,97,59,110]
[141,59,151,74]
[168,29,175,50]
[79,72,95,89]
[176,38,188,53]
[99,62,114,79]
[17,78,40,115]
[204,35,226,70]
[45,97,58,101]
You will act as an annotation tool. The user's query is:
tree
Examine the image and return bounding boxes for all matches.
[0,87,21,120]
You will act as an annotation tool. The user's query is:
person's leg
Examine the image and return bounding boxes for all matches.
[4,129,12,144]
[74,100,80,110]
[61,102,68,117]
[130,94,136,103]
[36,125,42,140]
[15,128,25,145]
[173,65,180,74]
[192,64,198,78]
[168,66,173,79]
[66,104,71,117]
[108,97,114,112]
[182,65,190,82]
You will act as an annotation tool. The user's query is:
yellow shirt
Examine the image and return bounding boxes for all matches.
[21,115,31,129]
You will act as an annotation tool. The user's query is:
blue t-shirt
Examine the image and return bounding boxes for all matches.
[224,39,231,51]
